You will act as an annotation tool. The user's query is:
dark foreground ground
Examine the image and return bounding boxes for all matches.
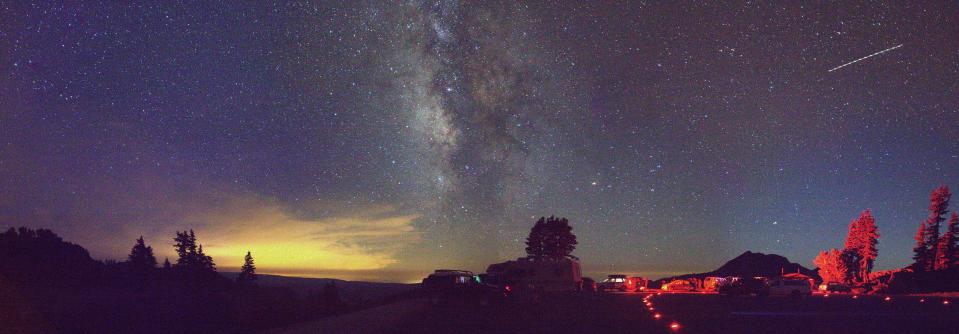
[270,292,959,334]
[649,292,959,334]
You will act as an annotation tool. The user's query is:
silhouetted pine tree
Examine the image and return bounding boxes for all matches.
[237,251,256,284]
[174,230,195,267]
[163,258,172,270]
[128,236,157,271]
[197,244,216,271]
[844,210,879,282]
[173,230,216,273]
[525,218,547,261]
[925,186,951,271]
[541,216,578,261]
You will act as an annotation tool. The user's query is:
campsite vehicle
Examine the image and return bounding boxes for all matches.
[631,276,649,291]
[485,258,583,292]
[818,282,852,293]
[703,276,725,291]
[718,277,768,296]
[599,274,635,292]
[422,270,510,306]
[582,277,598,292]
[661,279,695,292]
[768,278,812,297]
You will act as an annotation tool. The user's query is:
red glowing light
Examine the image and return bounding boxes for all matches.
[920,299,925,303]
[824,293,830,297]
[504,285,511,292]
[944,300,950,305]
[653,313,662,319]
[852,295,858,299]
[884,296,891,302]
[670,322,681,331]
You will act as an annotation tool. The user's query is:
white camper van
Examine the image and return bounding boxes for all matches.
[485,258,583,292]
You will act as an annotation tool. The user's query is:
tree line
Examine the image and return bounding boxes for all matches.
[0,227,348,333]
[126,229,257,284]
[814,185,959,291]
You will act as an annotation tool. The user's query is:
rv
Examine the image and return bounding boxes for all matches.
[485,258,583,292]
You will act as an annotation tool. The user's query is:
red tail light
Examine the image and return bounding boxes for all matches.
[504,285,512,292]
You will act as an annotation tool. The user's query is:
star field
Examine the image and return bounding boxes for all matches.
[2,1,958,281]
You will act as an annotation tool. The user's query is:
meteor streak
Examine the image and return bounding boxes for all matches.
[828,43,904,72]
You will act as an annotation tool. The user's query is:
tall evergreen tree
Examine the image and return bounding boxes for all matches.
[128,236,158,270]
[541,216,578,261]
[913,221,929,271]
[524,218,547,261]
[174,230,195,267]
[163,258,172,270]
[172,229,215,272]
[237,251,257,284]
[924,186,951,270]
[843,210,879,282]
[935,212,959,270]
[197,244,216,271]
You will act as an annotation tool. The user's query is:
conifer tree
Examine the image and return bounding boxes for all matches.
[237,251,256,284]
[197,244,215,271]
[925,186,951,270]
[843,210,879,282]
[913,221,929,271]
[172,230,215,272]
[128,236,158,270]
[542,216,578,261]
[525,218,547,261]
[935,212,959,270]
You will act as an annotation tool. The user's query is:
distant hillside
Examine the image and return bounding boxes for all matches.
[220,272,419,303]
[653,251,819,286]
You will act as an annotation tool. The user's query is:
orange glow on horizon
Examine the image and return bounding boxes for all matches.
[152,201,422,278]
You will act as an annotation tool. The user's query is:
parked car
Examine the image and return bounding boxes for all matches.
[768,278,812,297]
[661,279,695,292]
[818,282,852,293]
[599,274,636,292]
[422,270,510,306]
[718,277,768,296]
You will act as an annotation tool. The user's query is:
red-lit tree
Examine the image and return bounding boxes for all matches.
[935,213,959,270]
[814,249,852,283]
[925,186,951,271]
[844,209,879,282]
[912,221,929,271]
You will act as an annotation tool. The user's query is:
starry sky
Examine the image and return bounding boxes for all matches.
[2,1,958,282]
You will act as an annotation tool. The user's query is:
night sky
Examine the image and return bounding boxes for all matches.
[2,1,958,282]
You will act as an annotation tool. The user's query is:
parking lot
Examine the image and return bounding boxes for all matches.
[388,291,959,334]
[644,292,959,333]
